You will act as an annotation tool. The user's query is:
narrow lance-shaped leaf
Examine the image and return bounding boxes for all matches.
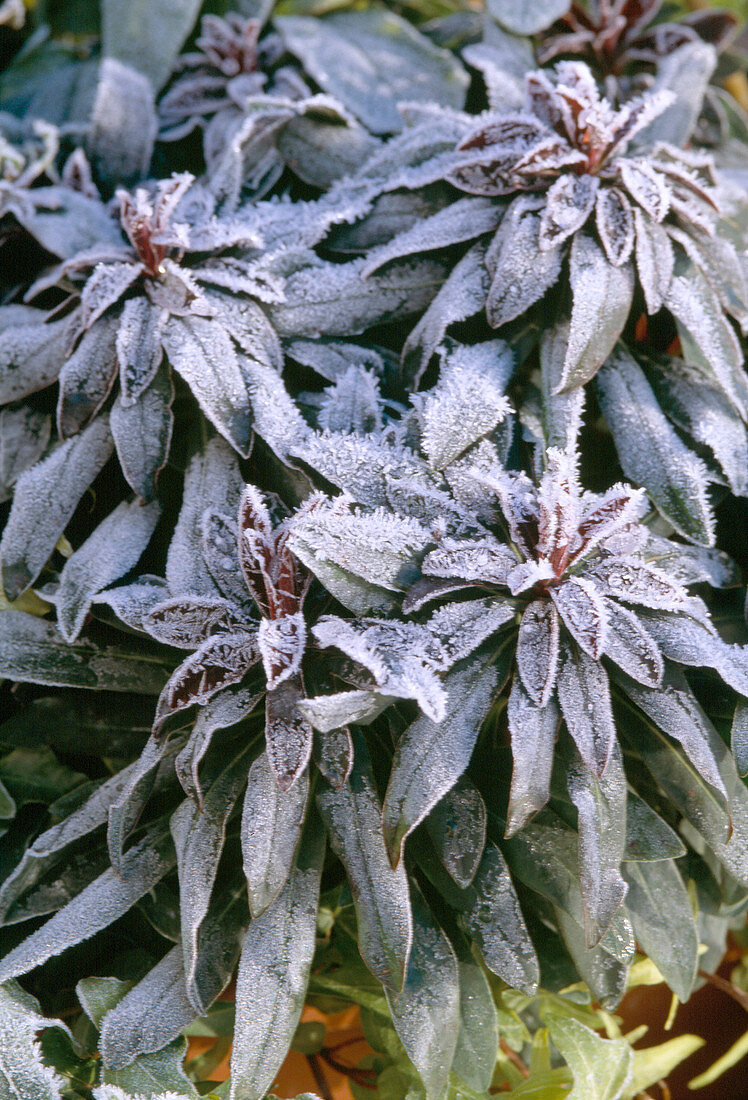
[423,776,487,890]
[242,749,309,918]
[0,822,176,983]
[506,679,559,837]
[557,643,616,777]
[553,904,635,1008]
[1,416,114,600]
[732,701,748,778]
[0,981,70,1100]
[450,938,500,1093]
[564,740,628,948]
[317,728,412,991]
[382,656,499,868]
[384,883,460,1100]
[546,1016,634,1100]
[229,814,325,1100]
[623,858,698,1003]
[111,366,174,501]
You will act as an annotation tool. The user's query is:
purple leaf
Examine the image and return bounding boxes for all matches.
[144,596,250,649]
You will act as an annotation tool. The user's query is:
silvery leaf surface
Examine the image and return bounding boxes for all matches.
[316,366,383,435]
[56,316,120,439]
[161,315,252,457]
[0,981,69,1100]
[487,0,571,35]
[108,734,181,869]
[564,740,628,948]
[600,599,663,688]
[0,406,51,501]
[539,320,585,452]
[170,740,253,1012]
[558,233,634,390]
[637,610,748,697]
[175,685,261,805]
[88,59,157,189]
[242,749,309,917]
[556,642,616,776]
[276,10,468,136]
[623,858,698,1003]
[485,196,563,329]
[1,414,113,600]
[0,307,68,404]
[425,596,516,669]
[404,242,491,378]
[634,209,675,314]
[143,596,249,649]
[636,42,716,147]
[94,576,169,633]
[313,617,447,723]
[553,904,634,1007]
[312,726,353,790]
[298,690,393,734]
[450,937,500,1092]
[79,263,142,330]
[384,883,460,1100]
[596,187,635,267]
[265,675,314,792]
[111,365,174,501]
[382,657,499,866]
[101,0,201,93]
[591,556,689,613]
[505,679,559,836]
[230,815,325,1100]
[317,729,412,991]
[516,599,560,706]
[293,431,426,510]
[55,499,161,642]
[732,701,748,777]
[596,346,715,545]
[117,297,168,404]
[0,821,176,983]
[166,436,244,598]
[414,339,512,470]
[550,577,608,660]
[539,173,599,252]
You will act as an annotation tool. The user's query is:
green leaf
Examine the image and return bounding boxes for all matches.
[101,0,202,92]
[596,347,714,545]
[78,976,133,1030]
[242,749,309,918]
[384,884,460,1100]
[623,859,698,1003]
[546,1016,633,1100]
[487,0,571,35]
[0,610,172,693]
[230,816,325,1100]
[276,10,468,135]
[103,1036,197,1098]
[0,780,14,821]
[553,906,634,1008]
[317,729,412,991]
[451,942,499,1093]
[382,658,498,867]
[688,1029,748,1089]
[630,1035,704,1095]
[623,792,686,862]
[0,747,85,807]
[423,776,487,890]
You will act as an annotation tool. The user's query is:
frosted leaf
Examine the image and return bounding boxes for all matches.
[484,197,563,328]
[414,340,512,470]
[557,643,616,776]
[166,437,244,598]
[55,499,161,642]
[617,159,670,222]
[505,680,558,836]
[0,981,68,1100]
[470,465,537,554]
[284,337,391,383]
[516,599,560,707]
[111,367,174,501]
[596,347,715,545]
[0,406,50,500]
[404,242,490,376]
[57,315,119,438]
[258,612,306,690]
[638,612,748,698]
[316,366,383,435]
[1,416,113,600]
[93,1088,193,1100]
[550,577,608,659]
[94,577,169,633]
[152,630,261,734]
[0,307,68,404]
[361,197,500,278]
[539,174,598,251]
[595,187,635,267]
[575,484,647,560]
[462,33,533,111]
[592,556,688,611]
[601,599,663,688]
[0,822,175,983]
[298,690,393,733]
[276,10,468,135]
[426,596,516,668]
[732,702,748,778]
[615,667,728,799]
[312,617,447,722]
[117,298,168,405]
[175,685,261,805]
[200,510,254,611]
[634,210,675,314]
[421,538,517,586]
[242,750,309,918]
[292,431,420,510]
[506,557,556,595]
[144,596,248,649]
[402,577,479,614]
[290,500,431,592]
[237,484,281,618]
[539,321,585,453]
[535,446,581,564]
[665,258,745,412]
[559,233,634,390]
[161,315,251,456]
[643,535,739,589]
[637,41,716,147]
[265,676,313,790]
[237,350,309,462]
[80,262,143,329]
[269,255,445,340]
